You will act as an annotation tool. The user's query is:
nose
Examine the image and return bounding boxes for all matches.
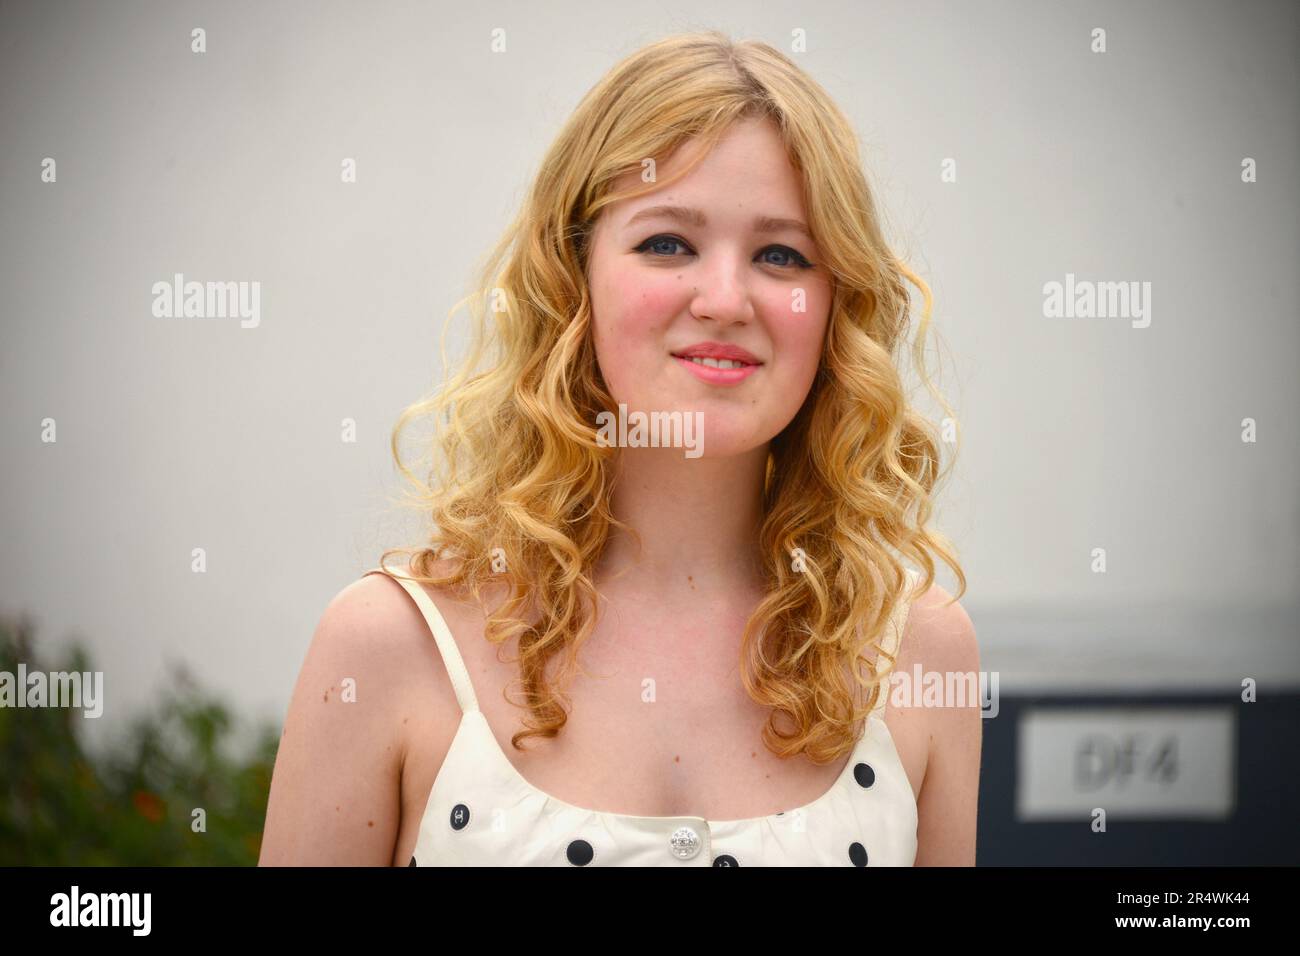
[688,247,756,325]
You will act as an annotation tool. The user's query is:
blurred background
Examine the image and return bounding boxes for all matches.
[1,0,1296,865]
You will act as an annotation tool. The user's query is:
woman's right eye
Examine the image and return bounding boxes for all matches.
[634,234,690,257]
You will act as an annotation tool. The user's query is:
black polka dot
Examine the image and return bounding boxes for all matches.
[408,855,417,867]
[449,804,470,830]
[566,839,594,866]
[849,842,869,867]
[853,762,876,789]
[713,854,739,867]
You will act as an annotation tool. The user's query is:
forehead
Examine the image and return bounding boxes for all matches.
[601,118,809,226]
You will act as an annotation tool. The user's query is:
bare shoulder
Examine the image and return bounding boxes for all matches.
[899,578,980,674]
[899,577,982,866]
[258,566,460,865]
[298,568,461,710]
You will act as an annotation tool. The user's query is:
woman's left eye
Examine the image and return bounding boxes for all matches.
[758,245,813,268]
[634,234,813,269]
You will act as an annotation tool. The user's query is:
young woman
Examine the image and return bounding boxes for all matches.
[260,30,979,867]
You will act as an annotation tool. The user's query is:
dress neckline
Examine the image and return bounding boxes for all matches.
[372,561,920,828]
[459,706,895,827]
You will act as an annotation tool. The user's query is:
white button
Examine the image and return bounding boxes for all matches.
[669,825,701,860]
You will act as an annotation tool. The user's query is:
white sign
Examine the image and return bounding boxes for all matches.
[1016,707,1236,820]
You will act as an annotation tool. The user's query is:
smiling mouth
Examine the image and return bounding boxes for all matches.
[672,355,758,370]
[670,353,762,385]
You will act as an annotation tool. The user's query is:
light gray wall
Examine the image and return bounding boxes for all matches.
[2,0,1296,752]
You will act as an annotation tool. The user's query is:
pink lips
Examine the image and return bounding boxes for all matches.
[673,353,761,385]
[672,341,762,364]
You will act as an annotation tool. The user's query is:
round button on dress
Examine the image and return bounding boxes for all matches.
[669,826,702,860]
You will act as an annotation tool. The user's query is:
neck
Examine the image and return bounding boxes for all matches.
[595,443,770,602]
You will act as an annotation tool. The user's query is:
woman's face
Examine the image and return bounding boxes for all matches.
[586,116,833,458]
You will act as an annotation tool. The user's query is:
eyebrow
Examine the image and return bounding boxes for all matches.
[624,204,813,241]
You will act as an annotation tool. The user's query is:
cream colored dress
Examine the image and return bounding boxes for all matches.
[365,563,920,867]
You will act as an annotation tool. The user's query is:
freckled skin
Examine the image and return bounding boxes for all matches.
[586,117,832,458]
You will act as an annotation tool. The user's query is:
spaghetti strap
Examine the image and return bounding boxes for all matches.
[363,563,481,715]
[870,567,920,720]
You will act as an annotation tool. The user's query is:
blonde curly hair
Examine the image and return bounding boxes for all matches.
[380,30,965,764]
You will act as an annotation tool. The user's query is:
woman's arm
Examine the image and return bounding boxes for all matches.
[258,576,414,865]
[909,584,982,866]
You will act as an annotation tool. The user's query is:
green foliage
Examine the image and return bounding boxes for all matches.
[0,613,280,865]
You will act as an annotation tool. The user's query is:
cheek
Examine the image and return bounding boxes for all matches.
[609,270,684,335]
[591,265,683,405]
[594,267,685,366]
[765,289,830,380]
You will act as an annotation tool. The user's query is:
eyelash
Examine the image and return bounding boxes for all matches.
[633,234,815,270]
